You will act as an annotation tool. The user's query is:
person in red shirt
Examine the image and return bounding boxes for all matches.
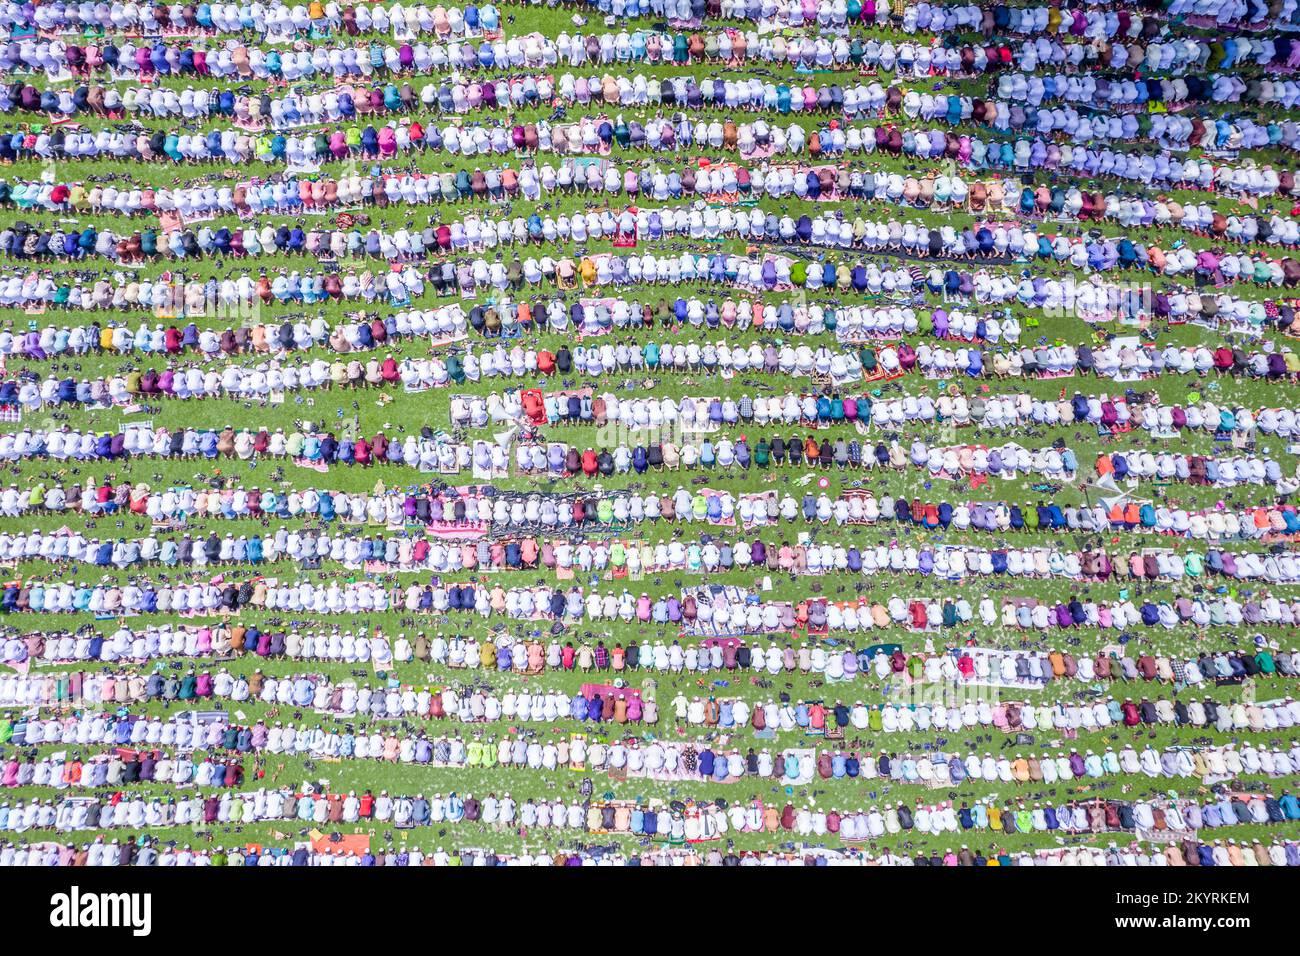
[910,602,927,629]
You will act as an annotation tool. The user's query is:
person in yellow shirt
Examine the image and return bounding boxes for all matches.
[1011,755,1031,783]
[835,263,852,291]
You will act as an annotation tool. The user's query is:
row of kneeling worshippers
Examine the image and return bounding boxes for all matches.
[17,111,1300,197]
[13,160,1280,243]
[469,389,1300,436]
[2,20,1290,85]
[3,669,1297,736]
[8,333,1300,404]
[10,479,1300,543]
[14,369,1300,440]
[0,261,1287,326]
[0,788,1296,839]
[3,1,501,36]
[13,209,1300,292]
[0,426,1111,483]
[6,588,1300,668]
[9,0,1292,41]
[7,716,1299,782]
[9,838,1300,867]
[16,154,1295,231]
[0,637,1287,715]
[7,555,1300,620]
[0,298,1023,362]
[15,526,1300,585]
[12,294,1291,359]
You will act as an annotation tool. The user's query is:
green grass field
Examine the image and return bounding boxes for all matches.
[1,0,1299,865]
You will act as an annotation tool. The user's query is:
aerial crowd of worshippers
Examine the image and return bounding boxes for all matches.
[1,0,1300,868]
